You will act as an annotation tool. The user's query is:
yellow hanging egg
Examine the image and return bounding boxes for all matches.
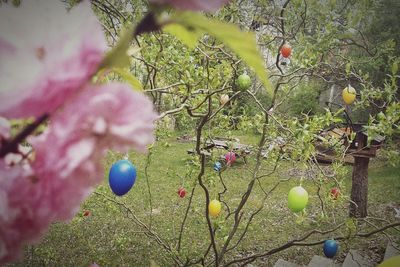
[342,85,356,105]
[208,199,222,218]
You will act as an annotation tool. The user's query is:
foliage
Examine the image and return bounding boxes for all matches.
[166,11,273,94]
[284,80,323,116]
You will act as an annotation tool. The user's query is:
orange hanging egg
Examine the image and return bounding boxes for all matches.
[280,44,292,58]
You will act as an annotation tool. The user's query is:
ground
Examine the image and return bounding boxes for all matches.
[9,131,400,266]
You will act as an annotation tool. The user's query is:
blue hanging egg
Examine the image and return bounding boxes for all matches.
[214,162,222,172]
[109,160,137,196]
[323,239,338,258]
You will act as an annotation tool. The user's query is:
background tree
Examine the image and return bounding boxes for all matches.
[86,0,399,265]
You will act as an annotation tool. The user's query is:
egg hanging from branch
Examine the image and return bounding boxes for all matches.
[108,160,137,196]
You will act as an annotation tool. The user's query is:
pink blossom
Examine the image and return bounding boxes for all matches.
[0,0,107,119]
[0,123,50,264]
[0,160,43,264]
[30,83,157,220]
[149,0,230,12]
[0,83,157,264]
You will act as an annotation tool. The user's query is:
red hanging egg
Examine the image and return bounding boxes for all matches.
[225,152,236,165]
[178,187,186,198]
[330,187,340,200]
[83,210,91,217]
[280,44,292,58]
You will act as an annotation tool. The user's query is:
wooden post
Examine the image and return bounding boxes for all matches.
[349,131,372,218]
[349,156,370,217]
[316,126,382,217]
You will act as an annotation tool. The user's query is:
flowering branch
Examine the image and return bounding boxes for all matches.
[0,114,48,158]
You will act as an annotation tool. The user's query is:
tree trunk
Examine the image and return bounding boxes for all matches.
[349,156,370,218]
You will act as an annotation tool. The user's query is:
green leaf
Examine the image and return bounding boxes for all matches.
[392,61,398,75]
[110,68,143,91]
[171,12,273,95]
[163,23,202,49]
[100,25,135,69]
[345,62,351,75]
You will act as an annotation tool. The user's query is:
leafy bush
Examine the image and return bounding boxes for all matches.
[285,80,323,116]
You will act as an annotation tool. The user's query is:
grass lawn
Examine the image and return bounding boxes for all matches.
[10,131,400,266]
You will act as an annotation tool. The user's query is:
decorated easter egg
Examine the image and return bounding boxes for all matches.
[280,43,292,58]
[83,210,91,217]
[220,94,229,105]
[209,199,222,218]
[288,186,308,212]
[225,152,236,164]
[323,239,338,258]
[237,73,251,91]
[342,85,356,105]
[330,187,340,200]
[178,187,186,198]
[109,160,137,196]
[214,162,222,171]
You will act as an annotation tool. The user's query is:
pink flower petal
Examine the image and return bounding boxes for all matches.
[0,160,43,265]
[29,82,157,219]
[0,0,107,119]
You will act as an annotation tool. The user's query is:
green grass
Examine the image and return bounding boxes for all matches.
[10,131,400,267]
